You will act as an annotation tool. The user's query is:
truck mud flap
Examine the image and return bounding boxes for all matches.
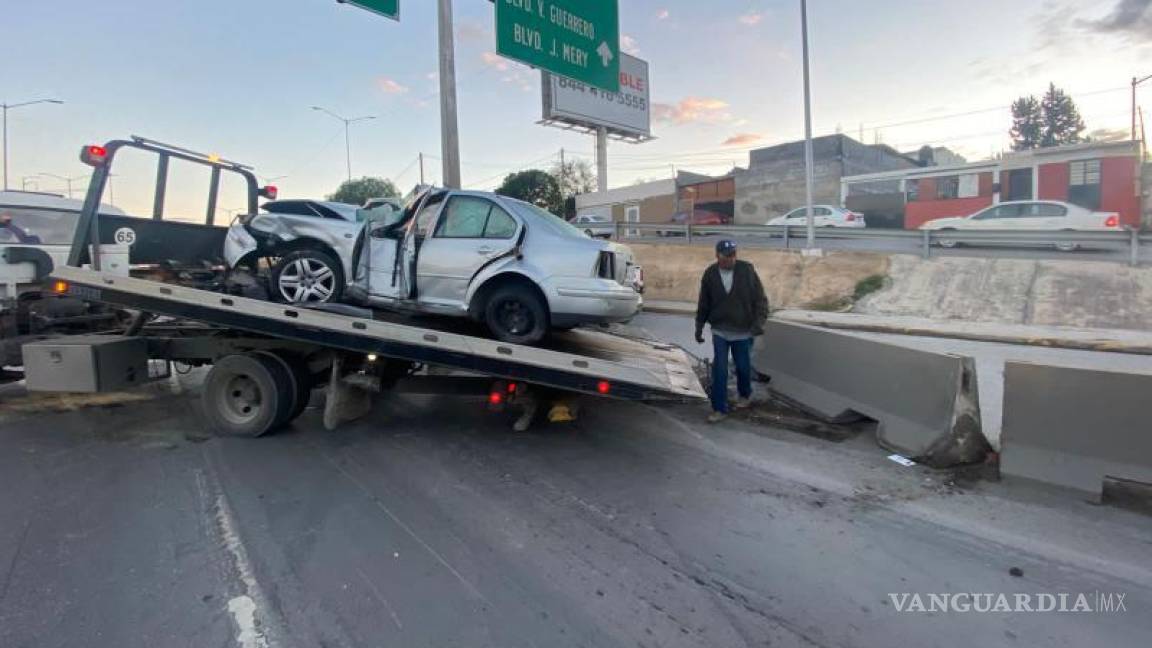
[1001,362,1152,499]
[753,321,989,468]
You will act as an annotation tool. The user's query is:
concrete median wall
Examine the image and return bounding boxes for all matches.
[629,243,888,311]
[1001,362,1152,498]
[754,320,989,467]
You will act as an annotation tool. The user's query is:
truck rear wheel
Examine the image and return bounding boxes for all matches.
[202,353,294,437]
[252,350,314,423]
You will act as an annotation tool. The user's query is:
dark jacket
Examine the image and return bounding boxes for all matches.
[695,260,770,335]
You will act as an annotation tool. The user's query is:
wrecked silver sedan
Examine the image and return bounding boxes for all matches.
[225,188,642,344]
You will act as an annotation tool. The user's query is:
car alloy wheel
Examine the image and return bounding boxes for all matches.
[271,249,345,304]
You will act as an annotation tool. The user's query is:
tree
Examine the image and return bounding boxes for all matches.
[328,176,398,206]
[495,169,564,215]
[1040,83,1085,148]
[1009,96,1043,151]
[551,159,596,199]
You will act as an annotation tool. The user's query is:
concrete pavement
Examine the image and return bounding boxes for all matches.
[1,353,1150,647]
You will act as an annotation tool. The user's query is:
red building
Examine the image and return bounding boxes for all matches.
[841,140,1143,229]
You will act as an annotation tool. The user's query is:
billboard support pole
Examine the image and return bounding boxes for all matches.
[596,127,608,193]
[437,0,461,188]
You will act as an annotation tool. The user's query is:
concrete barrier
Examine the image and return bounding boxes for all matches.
[753,321,989,467]
[1001,362,1152,498]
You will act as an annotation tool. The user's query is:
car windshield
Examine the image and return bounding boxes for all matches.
[509,199,589,239]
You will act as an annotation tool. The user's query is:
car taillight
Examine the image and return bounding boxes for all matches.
[845,213,856,222]
[1104,214,1119,228]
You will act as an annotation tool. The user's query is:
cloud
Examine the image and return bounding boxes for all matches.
[481,51,510,72]
[738,12,763,25]
[1079,0,1152,38]
[377,77,409,94]
[722,133,764,146]
[656,8,670,20]
[457,20,491,45]
[621,34,640,55]
[653,97,732,125]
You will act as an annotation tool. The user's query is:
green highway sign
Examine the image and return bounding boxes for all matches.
[337,0,399,21]
[496,0,619,93]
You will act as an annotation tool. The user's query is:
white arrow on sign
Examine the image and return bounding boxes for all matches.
[597,41,614,67]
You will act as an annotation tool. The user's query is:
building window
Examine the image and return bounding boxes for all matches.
[1068,159,1102,210]
[958,174,979,198]
[905,179,919,202]
[936,176,960,200]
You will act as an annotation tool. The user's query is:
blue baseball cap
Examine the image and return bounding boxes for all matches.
[716,239,738,256]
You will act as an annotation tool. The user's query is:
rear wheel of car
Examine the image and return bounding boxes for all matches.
[484,284,548,345]
[937,229,960,249]
[1055,231,1079,252]
[271,249,344,304]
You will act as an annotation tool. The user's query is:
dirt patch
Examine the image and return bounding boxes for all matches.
[0,390,156,415]
[630,243,890,310]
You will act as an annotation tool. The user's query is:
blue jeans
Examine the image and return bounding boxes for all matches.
[711,335,753,413]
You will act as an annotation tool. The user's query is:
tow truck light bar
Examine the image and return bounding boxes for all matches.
[128,135,254,170]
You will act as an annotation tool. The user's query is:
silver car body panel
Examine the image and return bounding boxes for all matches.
[225,212,362,280]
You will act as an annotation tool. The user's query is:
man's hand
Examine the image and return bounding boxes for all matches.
[694,327,705,344]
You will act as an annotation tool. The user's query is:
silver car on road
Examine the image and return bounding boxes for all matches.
[225,188,643,344]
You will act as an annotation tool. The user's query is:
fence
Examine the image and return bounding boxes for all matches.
[611,222,1150,266]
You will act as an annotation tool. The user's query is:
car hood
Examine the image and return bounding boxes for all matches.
[922,216,968,229]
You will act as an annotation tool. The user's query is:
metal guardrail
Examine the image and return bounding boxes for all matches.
[610,222,1149,266]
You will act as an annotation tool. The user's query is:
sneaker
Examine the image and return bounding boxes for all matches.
[707,411,727,424]
[734,397,753,410]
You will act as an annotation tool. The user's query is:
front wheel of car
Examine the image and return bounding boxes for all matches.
[936,229,960,249]
[271,249,344,304]
[484,285,548,345]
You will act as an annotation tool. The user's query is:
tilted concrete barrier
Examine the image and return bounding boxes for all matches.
[753,321,989,467]
[1001,362,1152,498]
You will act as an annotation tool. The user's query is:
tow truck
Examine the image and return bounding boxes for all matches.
[21,137,706,435]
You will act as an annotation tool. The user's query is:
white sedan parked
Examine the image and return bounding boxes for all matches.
[572,213,615,238]
[767,205,866,228]
[919,200,1121,251]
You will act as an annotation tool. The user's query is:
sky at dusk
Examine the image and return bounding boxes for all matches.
[2,0,1150,220]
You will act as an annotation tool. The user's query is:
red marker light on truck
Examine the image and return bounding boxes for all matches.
[597,380,611,395]
[80,144,108,167]
[489,391,504,406]
[260,185,278,200]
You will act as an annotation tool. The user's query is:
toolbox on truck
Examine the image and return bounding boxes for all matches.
[23,334,149,392]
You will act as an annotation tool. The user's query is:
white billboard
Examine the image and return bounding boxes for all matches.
[542,53,651,139]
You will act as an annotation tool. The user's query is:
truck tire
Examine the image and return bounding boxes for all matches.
[202,353,294,437]
[271,249,344,304]
[252,350,313,423]
[484,284,548,345]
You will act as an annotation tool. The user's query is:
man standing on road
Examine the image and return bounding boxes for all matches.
[694,240,769,423]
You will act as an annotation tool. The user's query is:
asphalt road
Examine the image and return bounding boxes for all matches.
[2,337,1151,647]
[620,232,1147,264]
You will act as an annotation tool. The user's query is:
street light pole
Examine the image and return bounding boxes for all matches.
[800,0,817,250]
[1133,74,1152,141]
[311,106,376,182]
[39,172,86,199]
[1,99,64,191]
[437,0,462,189]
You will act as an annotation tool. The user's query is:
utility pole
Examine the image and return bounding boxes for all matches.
[596,126,608,193]
[2,99,64,191]
[437,0,461,188]
[559,147,566,198]
[800,0,817,250]
[1133,75,1152,141]
[311,106,375,182]
[418,152,425,185]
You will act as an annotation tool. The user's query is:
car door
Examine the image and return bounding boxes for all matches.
[1012,202,1053,230]
[413,194,521,308]
[366,192,444,301]
[969,204,1017,229]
